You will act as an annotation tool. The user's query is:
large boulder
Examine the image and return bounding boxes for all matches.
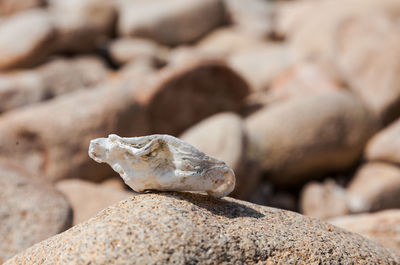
[4,192,399,264]
[0,9,56,70]
[0,159,72,262]
[245,91,376,185]
[118,0,225,46]
[329,210,400,254]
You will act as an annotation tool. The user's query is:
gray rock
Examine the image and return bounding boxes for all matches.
[0,9,56,70]
[0,159,72,262]
[4,192,399,264]
[118,0,225,46]
[245,91,376,185]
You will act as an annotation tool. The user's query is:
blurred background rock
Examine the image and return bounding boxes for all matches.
[0,0,399,262]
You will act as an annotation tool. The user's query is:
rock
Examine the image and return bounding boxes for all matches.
[267,62,343,104]
[223,0,275,37]
[227,44,293,92]
[56,179,133,225]
[300,179,350,220]
[347,162,400,212]
[5,192,399,264]
[0,70,44,113]
[118,0,225,46]
[108,38,169,66]
[286,0,400,124]
[245,91,376,185]
[0,82,150,182]
[49,0,117,52]
[140,60,249,135]
[0,56,108,114]
[0,159,72,262]
[37,56,109,98]
[366,117,400,165]
[196,27,265,58]
[180,112,260,199]
[0,9,56,70]
[0,0,44,16]
[329,210,400,254]
[0,61,248,182]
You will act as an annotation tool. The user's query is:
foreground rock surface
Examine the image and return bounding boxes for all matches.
[0,159,72,263]
[329,210,400,254]
[5,192,399,264]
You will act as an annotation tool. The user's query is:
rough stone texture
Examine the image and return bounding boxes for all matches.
[329,210,400,254]
[48,0,117,52]
[300,180,350,220]
[223,0,275,37]
[245,91,376,185]
[108,38,169,66]
[138,60,249,135]
[4,192,399,264]
[180,112,260,199]
[227,44,293,92]
[56,179,133,225]
[366,116,400,165]
[118,0,225,46]
[0,9,56,70]
[0,159,72,262]
[0,0,44,16]
[347,162,400,212]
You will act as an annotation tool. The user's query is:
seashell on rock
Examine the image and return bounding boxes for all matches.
[88,134,235,198]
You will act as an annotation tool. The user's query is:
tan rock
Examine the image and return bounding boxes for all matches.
[300,180,350,220]
[366,117,400,164]
[245,91,376,185]
[49,0,117,52]
[0,159,72,262]
[180,112,260,199]
[56,179,133,225]
[227,44,293,92]
[0,0,44,16]
[329,210,400,254]
[118,0,225,46]
[347,162,400,212]
[0,9,56,70]
[5,192,399,264]
[109,38,169,66]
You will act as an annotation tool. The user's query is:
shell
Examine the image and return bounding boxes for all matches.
[88,134,235,198]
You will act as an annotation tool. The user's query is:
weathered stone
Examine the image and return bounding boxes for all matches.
[347,162,400,212]
[139,60,249,135]
[0,9,56,70]
[227,44,293,92]
[56,179,133,225]
[180,112,260,199]
[49,0,117,52]
[329,210,400,254]
[0,159,72,262]
[245,91,376,185]
[5,192,399,264]
[109,38,169,66]
[366,116,400,165]
[118,0,225,46]
[0,0,44,16]
[300,179,350,220]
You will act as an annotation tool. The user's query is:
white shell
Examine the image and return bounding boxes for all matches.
[88,134,235,198]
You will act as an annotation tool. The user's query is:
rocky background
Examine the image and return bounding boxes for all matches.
[1,0,400,264]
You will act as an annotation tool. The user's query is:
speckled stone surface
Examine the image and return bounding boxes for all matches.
[5,192,399,264]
